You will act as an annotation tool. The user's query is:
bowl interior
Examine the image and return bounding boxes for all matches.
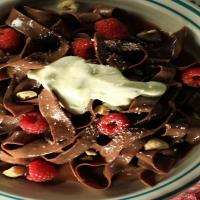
[0,0,199,200]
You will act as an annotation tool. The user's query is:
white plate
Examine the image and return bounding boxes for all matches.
[0,0,199,199]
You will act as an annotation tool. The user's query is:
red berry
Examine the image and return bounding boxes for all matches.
[0,28,20,52]
[171,193,200,200]
[19,112,49,134]
[97,113,130,136]
[72,38,94,59]
[95,18,129,40]
[181,67,200,88]
[26,160,57,182]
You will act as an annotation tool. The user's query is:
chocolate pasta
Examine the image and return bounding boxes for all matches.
[0,4,199,190]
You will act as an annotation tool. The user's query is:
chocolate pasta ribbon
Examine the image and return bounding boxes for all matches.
[6,14,69,62]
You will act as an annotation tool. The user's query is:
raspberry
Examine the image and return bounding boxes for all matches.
[95,18,129,40]
[171,193,200,200]
[19,112,49,134]
[0,28,20,52]
[181,67,200,88]
[72,38,94,59]
[26,160,57,182]
[97,113,130,136]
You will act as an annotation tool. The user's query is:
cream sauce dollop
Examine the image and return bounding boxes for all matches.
[28,56,166,114]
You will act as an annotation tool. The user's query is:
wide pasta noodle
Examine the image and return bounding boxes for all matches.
[0,4,199,190]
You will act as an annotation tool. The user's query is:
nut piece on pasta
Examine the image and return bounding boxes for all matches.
[85,149,97,156]
[2,166,26,178]
[16,90,37,101]
[94,105,110,115]
[57,0,79,13]
[144,138,169,151]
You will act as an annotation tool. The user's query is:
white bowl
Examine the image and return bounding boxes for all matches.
[0,0,199,199]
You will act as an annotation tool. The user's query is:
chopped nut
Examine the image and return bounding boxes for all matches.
[57,0,79,13]
[2,166,26,178]
[94,105,110,115]
[16,90,37,101]
[85,149,97,156]
[144,138,169,151]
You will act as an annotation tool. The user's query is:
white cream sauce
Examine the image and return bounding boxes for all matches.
[28,56,166,114]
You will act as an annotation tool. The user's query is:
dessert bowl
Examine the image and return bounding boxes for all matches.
[0,0,199,199]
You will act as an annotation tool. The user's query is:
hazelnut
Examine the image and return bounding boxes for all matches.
[2,166,26,178]
[94,105,110,115]
[57,0,79,12]
[16,90,37,101]
[85,149,97,156]
[144,138,169,151]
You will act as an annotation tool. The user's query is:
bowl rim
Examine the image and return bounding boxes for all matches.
[0,0,199,200]
[151,0,200,29]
